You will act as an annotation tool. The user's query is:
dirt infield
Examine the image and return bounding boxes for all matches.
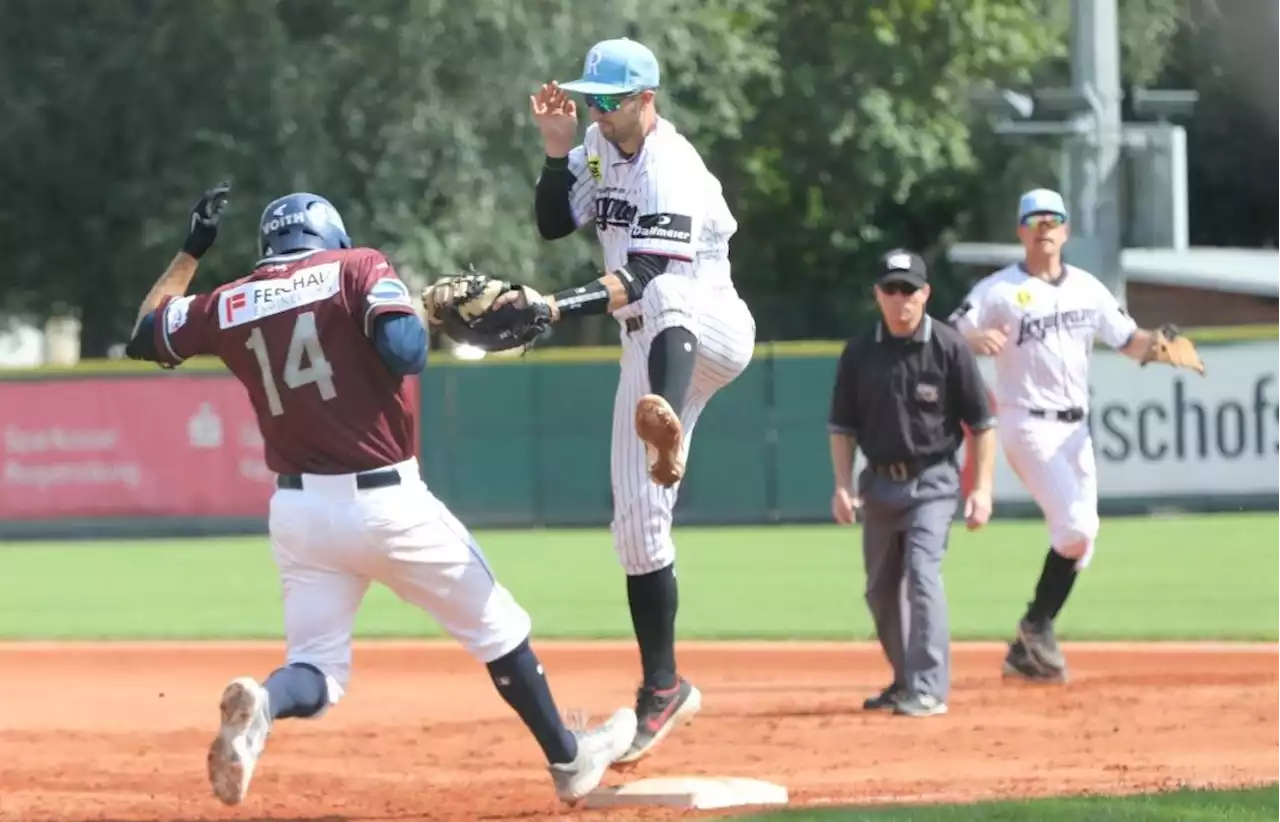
[2,640,1276,821]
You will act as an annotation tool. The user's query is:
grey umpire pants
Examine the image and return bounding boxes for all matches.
[858,460,960,701]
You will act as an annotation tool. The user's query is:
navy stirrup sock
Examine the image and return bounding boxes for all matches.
[487,639,578,765]
[264,663,328,720]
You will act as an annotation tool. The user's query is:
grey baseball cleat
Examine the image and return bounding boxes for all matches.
[1018,617,1067,671]
[614,677,703,766]
[207,677,272,806]
[893,692,948,717]
[862,682,904,711]
[1002,638,1068,683]
[548,707,638,805]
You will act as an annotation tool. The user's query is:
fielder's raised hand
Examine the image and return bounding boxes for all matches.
[182,180,232,260]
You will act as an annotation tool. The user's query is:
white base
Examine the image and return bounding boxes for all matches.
[583,776,789,811]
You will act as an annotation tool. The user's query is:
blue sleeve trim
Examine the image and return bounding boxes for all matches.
[124,311,161,362]
[373,312,427,375]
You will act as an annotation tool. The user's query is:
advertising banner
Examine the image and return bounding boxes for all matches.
[1,374,278,519]
[964,341,1279,502]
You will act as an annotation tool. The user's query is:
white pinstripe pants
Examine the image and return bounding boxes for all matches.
[609,277,756,574]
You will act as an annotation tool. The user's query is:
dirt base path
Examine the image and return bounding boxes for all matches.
[1,641,1275,821]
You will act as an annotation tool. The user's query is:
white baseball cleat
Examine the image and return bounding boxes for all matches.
[548,707,638,805]
[207,677,272,806]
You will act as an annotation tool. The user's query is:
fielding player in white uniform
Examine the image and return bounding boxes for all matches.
[124,184,636,809]
[949,188,1199,682]
[528,37,756,764]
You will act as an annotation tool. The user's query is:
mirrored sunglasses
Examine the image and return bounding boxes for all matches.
[584,92,639,113]
[879,282,920,296]
[1022,213,1066,230]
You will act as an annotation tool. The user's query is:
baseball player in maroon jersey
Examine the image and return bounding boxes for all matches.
[124,183,635,808]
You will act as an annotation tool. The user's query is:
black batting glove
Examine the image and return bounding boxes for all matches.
[181,180,231,259]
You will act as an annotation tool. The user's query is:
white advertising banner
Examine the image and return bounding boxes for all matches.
[967,341,1279,502]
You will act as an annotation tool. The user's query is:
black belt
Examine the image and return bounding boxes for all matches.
[625,316,644,334]
[1028,407,1085,423]
[276,468,402,491]
[866,454,953,483]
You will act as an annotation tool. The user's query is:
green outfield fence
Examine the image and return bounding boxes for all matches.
[1,324,1275,534]
[419,346,829,527]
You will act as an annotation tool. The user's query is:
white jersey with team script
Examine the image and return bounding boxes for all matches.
[561,115,755,576]
[565,117,738,294]
[949,263,1137,412]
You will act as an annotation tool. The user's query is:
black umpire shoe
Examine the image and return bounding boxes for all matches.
[613,677,702,767]
[1002,638,1068,683]
[862,682,904,711]
[1018,617,1067,671]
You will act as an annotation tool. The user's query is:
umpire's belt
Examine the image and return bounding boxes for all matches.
[1028,406,1086,423]
[866,454,952,483]
[276,468,402,491]
[624,316,645,335]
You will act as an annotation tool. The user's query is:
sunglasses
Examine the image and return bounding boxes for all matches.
[1022,213,1066,230]
[583,91,641,113]
[879,282,920,296]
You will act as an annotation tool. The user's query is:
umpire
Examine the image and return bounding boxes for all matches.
[827,249,997,717]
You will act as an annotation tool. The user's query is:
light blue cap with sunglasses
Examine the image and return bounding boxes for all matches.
[1018,188,1068,222]
[559,38,661,95]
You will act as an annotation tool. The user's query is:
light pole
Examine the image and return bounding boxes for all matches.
[967,0,1196,306]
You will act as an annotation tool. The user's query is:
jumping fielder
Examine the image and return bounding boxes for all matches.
[514,37,755,764]
[125,183,636,808]
[948,188,1205,682]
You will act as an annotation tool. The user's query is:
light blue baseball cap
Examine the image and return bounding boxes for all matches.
[559,38,661,95]
[1018,188,1068,222]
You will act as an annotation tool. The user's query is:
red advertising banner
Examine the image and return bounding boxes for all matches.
[1,374,279,519]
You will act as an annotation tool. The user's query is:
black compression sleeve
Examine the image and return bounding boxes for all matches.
[552,279,612,317]
[626,253,669,288]
[535,156,578,240]
[550,253,672,319]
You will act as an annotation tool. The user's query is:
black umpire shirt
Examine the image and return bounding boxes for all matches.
[828,315,996,466]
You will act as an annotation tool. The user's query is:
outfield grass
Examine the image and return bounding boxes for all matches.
[736,785,1279,821]
[0,513,1275,640]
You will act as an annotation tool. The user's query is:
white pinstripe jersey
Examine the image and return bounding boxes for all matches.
[565,117,737,292]
[949,263,1137,412]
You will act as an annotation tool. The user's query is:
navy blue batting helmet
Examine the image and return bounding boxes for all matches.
[258,192,352,258]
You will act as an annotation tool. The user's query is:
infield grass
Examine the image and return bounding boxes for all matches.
[734,785,1280,821]
[0,513,1275,640]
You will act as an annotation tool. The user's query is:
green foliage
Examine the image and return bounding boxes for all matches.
[0,1,1272,355]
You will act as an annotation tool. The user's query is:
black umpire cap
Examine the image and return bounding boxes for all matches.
[876,249,928,288]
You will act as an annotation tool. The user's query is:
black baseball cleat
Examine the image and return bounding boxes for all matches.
[612,677,702,767]
[1018,617,1067,671]
[1002,638,1068,683]
[862,682,904,711]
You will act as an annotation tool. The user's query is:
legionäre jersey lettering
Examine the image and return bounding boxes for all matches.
[566,117,736,289]
[152,248,420,474]
[949,264,1137,411]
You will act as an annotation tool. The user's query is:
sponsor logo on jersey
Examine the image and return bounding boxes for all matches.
[1016,309,1098,346]
[915,382,939,403]
[595,197,638,231]
[1015,287,1033,307]
[367,276,412,308]
[219,261,342,329]
[631,212,693,243]
[587,155,602,182]
[165,295,195,334]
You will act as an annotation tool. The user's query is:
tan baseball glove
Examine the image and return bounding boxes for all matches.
[1141,323,1206,376]
[421,271,552,352]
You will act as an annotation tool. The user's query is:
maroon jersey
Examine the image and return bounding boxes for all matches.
[152,248,419,474]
